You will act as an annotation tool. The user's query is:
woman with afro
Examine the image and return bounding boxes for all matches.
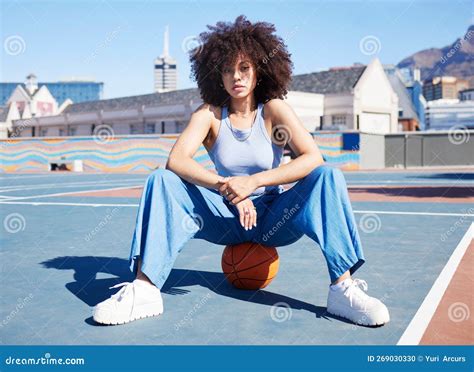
[93,15,390,327]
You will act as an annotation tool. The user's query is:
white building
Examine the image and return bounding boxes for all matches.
[11,88,200,138]
[0,74,70,138]
[425,99,474,130]
[290,58,399,134]
[154,26,177,93]
[284,91,324,131]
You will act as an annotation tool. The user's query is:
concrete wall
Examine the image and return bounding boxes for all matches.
[405,135,423,167]
[0,134,195,173]
[359,133,385,169]
[384,134,405,168]
[0,131,360,173]
[423,132,473,166]
[359,130,474,169]
[3,130,470,173]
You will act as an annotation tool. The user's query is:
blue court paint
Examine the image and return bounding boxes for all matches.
[0,171,473,345]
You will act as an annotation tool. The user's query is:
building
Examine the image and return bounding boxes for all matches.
[0,74,70,138]
[390,66,427,130]
[384,65,424,131]
[0,77,103,106]
[459,88,474,101]
[283,91,324,132]
[9,87,324,138]
[11,58,401,137]
[291,58,399,133]
[405,77,427,130]
[11,88,200,138]
[422,76,469,101]
[396,67,419,86]
[425,99,474,130]
[154,26,178,93]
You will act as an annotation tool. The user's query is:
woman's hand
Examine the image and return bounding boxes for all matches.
[234,198,257,230]
[218,175,259,205]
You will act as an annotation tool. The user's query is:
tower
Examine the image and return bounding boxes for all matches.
[25,73,39,95]
[154,25,177,93]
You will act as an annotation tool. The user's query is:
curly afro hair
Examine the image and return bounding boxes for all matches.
[189,15,293,107]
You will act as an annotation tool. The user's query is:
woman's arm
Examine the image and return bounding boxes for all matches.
[252,99,325,188]
[165,104,223,190]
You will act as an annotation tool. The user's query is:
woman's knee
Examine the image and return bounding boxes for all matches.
[147,167,179,184]
[306,164,344,183]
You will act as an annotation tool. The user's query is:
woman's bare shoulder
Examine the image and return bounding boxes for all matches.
[264,98,291,118]
[264,98,292,123]
[194,103,222,120]
[193,103,223,148]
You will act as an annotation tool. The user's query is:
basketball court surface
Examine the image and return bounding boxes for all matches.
[1,168,472,345]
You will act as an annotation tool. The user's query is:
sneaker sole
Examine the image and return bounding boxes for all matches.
[326,308,390,327]
[93,304,164,325]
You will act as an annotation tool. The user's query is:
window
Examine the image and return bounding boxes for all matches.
[331,115,346,126]
[175,121,186,133]
[40,128,48,137]
[145,123,155,134]
[130,124,140,134]
[68,127,77,136]
[59,128,65,136]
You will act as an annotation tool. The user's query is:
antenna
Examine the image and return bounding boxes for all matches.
[163,25,169,58]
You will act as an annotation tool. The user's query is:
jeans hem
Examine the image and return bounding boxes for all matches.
[330,257,366,283]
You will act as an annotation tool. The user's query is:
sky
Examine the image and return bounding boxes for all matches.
[1,0,472,99]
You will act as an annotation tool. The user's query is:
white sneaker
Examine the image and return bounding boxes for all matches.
[93,279,164,325]
[326,278,390,326]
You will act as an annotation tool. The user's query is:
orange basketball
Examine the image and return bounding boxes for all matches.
[221,242,279,290]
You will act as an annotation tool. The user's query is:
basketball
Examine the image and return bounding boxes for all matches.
[221,242,279,290]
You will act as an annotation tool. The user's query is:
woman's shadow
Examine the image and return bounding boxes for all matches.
[40,256,347,326]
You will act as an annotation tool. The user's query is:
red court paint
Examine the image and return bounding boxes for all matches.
[75,188,144,198]
[420,241,473,345]
[347,186,473,204]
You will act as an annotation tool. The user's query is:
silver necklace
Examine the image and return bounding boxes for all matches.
[227,105,258,142]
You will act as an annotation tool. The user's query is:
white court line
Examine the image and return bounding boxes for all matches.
[0,201,139,207]
[0,179,145,193]
[0,200,472,219]
[347,180,474,185]
[2,185,143,201]
[397,223,474,345]
[344,169,474,174]
[0,174,94,180]
[354,210,474,218]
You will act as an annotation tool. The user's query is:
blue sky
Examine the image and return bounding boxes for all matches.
[1,0,472,99]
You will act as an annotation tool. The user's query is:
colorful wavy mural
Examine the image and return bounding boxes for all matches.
[313,132,360,170]
[0,132,359,173]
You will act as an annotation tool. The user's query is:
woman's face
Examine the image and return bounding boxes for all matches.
[221,55,257,100]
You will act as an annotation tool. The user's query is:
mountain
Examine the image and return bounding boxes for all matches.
[397,25,474,87]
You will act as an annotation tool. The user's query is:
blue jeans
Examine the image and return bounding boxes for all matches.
[129,165,365,288]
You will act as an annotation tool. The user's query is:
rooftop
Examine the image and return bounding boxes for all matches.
[289,66,366,94]
[63,88,201,114]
